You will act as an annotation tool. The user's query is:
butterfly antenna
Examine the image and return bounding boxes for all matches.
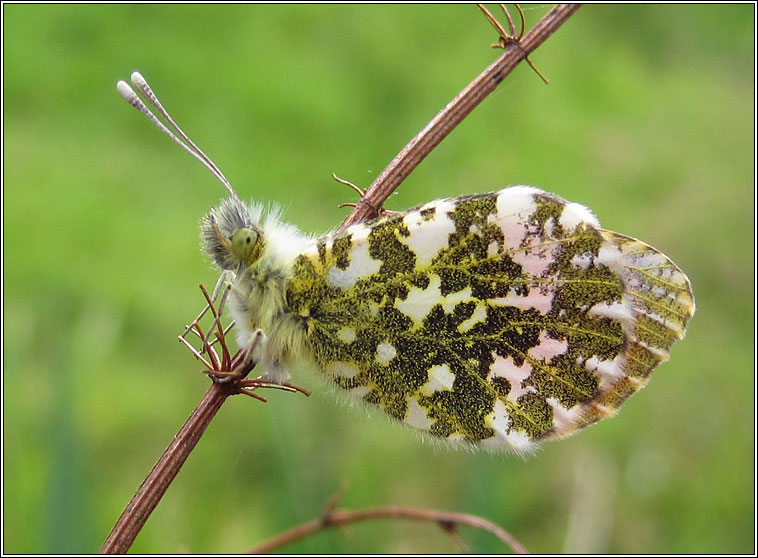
[116,71,241,202]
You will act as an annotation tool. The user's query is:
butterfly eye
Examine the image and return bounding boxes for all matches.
[231,227,260,263]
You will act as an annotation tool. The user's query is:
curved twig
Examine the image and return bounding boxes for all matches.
[248,506,529,554]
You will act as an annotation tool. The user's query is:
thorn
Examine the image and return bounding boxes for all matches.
[477,3,549,84]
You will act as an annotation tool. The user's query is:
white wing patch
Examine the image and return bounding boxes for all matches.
[400,204,456,268]
[327,239,381,288]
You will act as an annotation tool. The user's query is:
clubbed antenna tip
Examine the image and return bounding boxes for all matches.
[116,71,241,202]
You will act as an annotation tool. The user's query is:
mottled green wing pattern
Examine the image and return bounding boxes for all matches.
[286,186,694,452]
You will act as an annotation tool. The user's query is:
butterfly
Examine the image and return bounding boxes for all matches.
[118,72,695,453]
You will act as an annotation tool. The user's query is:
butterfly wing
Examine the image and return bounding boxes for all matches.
[286,186,695,452]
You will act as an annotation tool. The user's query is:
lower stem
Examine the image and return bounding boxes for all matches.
[99,381,234,554]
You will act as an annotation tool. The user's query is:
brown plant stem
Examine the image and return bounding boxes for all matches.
[340,3,582,227]
[247,506,529,554]
[100,5,580,554]
[99,381,235,553]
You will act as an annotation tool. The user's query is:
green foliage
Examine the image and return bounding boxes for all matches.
[3,4,753,554]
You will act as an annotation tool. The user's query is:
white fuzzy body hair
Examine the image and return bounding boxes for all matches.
[252,203,316,271]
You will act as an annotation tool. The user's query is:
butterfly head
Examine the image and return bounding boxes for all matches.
[202,197,265,270]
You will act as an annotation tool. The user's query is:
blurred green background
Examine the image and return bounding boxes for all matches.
[3,4,754,554]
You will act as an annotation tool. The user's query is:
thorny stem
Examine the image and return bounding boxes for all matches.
[100,5,579,554]
[340,3,581,227]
